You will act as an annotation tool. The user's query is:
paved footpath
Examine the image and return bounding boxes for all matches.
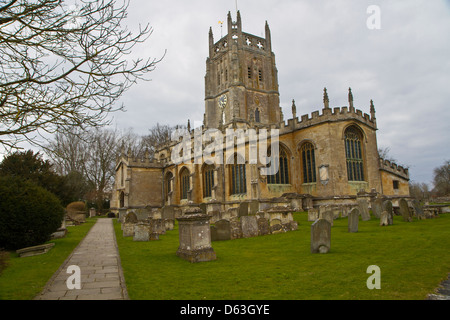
[34,218,129,300]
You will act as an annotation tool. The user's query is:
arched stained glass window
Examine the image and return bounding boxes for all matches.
[345,126,365,181]
[267,148,290,184]
[203,165,215,198]
[301,143,316,183]
[180,168,190,200]
[230,155,247,195]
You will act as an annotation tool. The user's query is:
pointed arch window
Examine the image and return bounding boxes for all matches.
[345,126,365,181]
[180,168,190,200]
[229,154,247,195]
[165,172,173,202]
[203,165,215,198]
[301,142,316,183]
[267,148,290,184]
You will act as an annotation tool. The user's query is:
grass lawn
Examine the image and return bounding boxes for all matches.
[115,212,450,300]
[0,218,97,300]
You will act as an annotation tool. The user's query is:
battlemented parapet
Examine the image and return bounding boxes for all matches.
[379,158,409,180]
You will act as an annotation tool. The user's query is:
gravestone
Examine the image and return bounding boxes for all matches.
[125,211,138,224]
[308,208,319,221]
[230,220,243,240]
[241,215,258,238]
[249,200,259,215]
[311,219,331,254]
[383,200,393,225]
[399,199,412,222]
[257,217,270,236]
[89,208,96,218]
[122,223,135,237]
[176,214,216,263]
[348,208,359,233]
[380,211,389,226]
[357,198,371,221]
[269,218,283,234]
[16,243,55,258]
[162,205,175,220]
[371,198,383,219]
[320,210,334,226]
[412,199,425,220]
[152,219,166,235]
[118,208,127,223]
[239,202,249,217]
[133,223,151,241]
[214,219,231,241]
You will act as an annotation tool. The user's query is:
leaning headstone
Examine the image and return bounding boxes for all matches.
[311,219,331,254]
[308,208,319,221]
[348,208,359,233]
[383,200,394,225]
[380,211,389,226]
[412,199,425,220]
[371,198,383,219]
[238,202,249,217]
[399,199,412,222]
[176,214,216,263]
[357,198,371,221]
[320,210,334,226]
[241,215,258,238]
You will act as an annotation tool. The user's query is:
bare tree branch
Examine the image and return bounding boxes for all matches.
[0,0,163,149]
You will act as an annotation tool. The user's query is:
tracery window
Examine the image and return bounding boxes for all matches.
[301,142,316,183]
[267,148,290,184]
[230,154,246,195]
[345,126,365,181]
[203,165,215,198]
[180,168,190,200]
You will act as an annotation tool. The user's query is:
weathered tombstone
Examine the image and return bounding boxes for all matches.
[348,208,359,233]
[133,223,151,241]
[257,217,270,236]
[269,218,283,234]
[371,198,383,219]
[320,210,334,226]
[380,211,389,226]
[412,199,425,220]
[383,200,394,225]
[162,205,175,220]
[16,243,55,258]
[249,200,259,215]
[122,223,135,237]
[124,211,138,224]
[241,215,258,238]
[230,219,243,240]
[89,208,96,218]
[308,208,319,221]
[311,219,331,254]
[399,199,412,222]
[118,208,127,223]
[176,214,216,263]
[214,219,231,241]
[199,203,207,214]
[239,202,249,217]
[152,219,166,235]
[357,198,371,221]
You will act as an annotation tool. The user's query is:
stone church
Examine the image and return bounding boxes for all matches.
[111,11,410,218]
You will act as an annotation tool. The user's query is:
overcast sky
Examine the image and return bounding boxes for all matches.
[3,1,449,187]
[111,0,449,185]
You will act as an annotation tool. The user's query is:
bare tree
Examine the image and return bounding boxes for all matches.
[432,160,450,197]
[141,122,179,159]
[0,0,162,149]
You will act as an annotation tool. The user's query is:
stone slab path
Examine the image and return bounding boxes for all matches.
[34,218,128,300]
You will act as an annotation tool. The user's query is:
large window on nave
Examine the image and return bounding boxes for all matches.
[267,148,290,184]
[229,154,247,195]
[203,164,215,198]
[300,142,316,183]
[344,126,365,181]
[180,168,190,200]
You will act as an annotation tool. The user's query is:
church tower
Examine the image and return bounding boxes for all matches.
[204,11,282,129]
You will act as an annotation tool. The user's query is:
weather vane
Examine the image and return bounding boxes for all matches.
[218,20,223,38]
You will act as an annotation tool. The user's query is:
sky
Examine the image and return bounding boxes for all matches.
[3,0,450,186]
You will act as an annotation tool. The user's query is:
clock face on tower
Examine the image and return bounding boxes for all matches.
[218,94,228,109]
